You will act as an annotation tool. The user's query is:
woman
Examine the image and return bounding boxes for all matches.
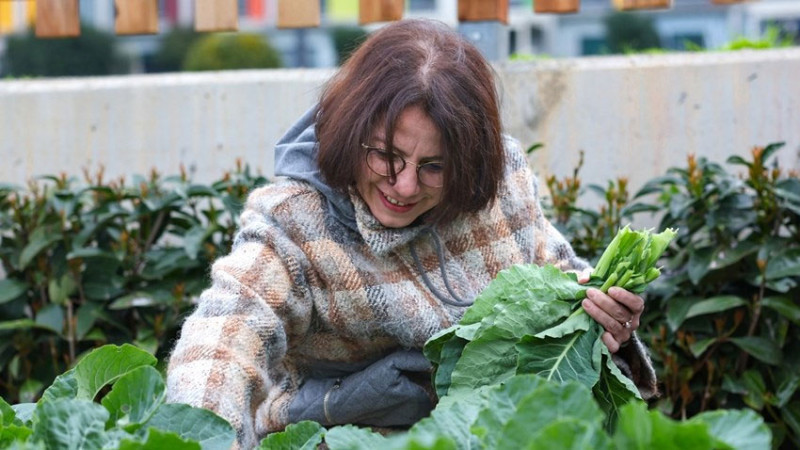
[167,19,656,449]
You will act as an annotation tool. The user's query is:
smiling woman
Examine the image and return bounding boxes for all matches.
[166,18,657,450]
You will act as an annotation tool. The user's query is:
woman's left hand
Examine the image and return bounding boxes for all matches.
[576,269,644,353]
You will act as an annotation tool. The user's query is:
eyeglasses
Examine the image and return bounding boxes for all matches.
[361,143,445,188]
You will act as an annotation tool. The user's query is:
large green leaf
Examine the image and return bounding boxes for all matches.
[592,348,642,430]
[447,339,517,396]
[73,344,157,400]
[34,303,64,335]
[762,296,800,325]
[516,322,601,389]
[687,247,714,285]
[470,375,550,449]
[119,428,201,450]
[525,419,613,450]
[258,421,325,450]
[459,265,583,325]
[40,371,79,403]
[430,335,467,398]
[0,425,32,447]
[685,296,747,320]
[612,402,713,450]
[765,248,800,280]
[101,366,166,429]
[10,404,35,426]
[665,296,701,331]
[729,337,782,366]
[0,396,15,425]
[0,279,28,304]
[494,381,604,450]
[31,399,109,450]
[690,409,771,450]
[18,227,64,270]
[324,425,386,450]
[143,403,235,450]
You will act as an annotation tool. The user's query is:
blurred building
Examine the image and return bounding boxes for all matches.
[1,0,799,70]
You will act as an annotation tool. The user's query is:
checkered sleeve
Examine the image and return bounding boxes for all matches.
[166,207,312,449]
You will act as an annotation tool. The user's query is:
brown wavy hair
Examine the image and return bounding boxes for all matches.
[315,19,504,225]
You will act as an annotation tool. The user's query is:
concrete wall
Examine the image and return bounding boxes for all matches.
[2,49,799,210]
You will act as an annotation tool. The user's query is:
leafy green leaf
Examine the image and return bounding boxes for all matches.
[102,366,166,429]
[494,381,604,450]
[31,399,109,450]
[19,227,63,270]
[525,419,613,450]
[689,338,716,358]
[685,296,748,320]
[119,428,201,450]
[665,296,700,331]
[729,337,782,366]
[516,322,601,389]
[72,344,157,400]
[0,396,16,425]
[34,303,64,335]
[762,296,800,325]
[765,248,800,280]
[258,421,325,450]
[690,409,771,450]
[613,402,713,449]
[143,403,235,450]
[0,425,32,447]
[0,279,28,304]
[324,425,386,450]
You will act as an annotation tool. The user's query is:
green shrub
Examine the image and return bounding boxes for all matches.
[183,32,282,71]
[149,27,202,73]
[603,12,662,55]
[0,162,267,404]
[1,26,128,78]
[330,26,368,65]
[633,144,800,448]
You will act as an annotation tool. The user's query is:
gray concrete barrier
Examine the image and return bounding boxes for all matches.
[2,49,798,213]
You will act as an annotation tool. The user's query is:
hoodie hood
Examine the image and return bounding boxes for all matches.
[274,106,359,233]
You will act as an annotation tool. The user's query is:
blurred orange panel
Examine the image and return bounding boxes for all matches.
[35,0,80,38]
[534,0,580,14]
[277,0,320,28]
[115,0,159,35]
[359,0,404,25]
[195,0,239,32]
[458,0,508,24]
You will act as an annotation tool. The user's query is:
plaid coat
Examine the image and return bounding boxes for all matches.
[166,140,657,449]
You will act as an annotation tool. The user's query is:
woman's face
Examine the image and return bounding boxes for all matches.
[356,106,444,229]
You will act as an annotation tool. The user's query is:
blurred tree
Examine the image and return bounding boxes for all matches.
[149,27,202,72]
[604,12,661,54]
[183,32,282,71]
[330,26,368,65]
[1,26,128,77]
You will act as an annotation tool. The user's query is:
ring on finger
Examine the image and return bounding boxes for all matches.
[622,319,632,329]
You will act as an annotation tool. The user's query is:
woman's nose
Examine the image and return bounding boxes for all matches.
[390,166,421,197]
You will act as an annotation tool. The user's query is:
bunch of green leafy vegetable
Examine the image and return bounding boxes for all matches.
[0,344,234,449]
[423,225,677,425]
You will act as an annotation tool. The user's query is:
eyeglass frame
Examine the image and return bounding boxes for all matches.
[360,143,445,188]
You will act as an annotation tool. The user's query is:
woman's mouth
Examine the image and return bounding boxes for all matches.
[380,191,416,212]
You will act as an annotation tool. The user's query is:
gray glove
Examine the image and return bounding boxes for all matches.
[288,349,434,427]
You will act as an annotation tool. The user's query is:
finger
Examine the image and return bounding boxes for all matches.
[585,288,634,325]
[607,287,645,315]
[576,268,592,284]
[582,297,631,340]
[601,331,620,354]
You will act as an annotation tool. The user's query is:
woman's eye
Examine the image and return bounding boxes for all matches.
[423,163,444,173]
